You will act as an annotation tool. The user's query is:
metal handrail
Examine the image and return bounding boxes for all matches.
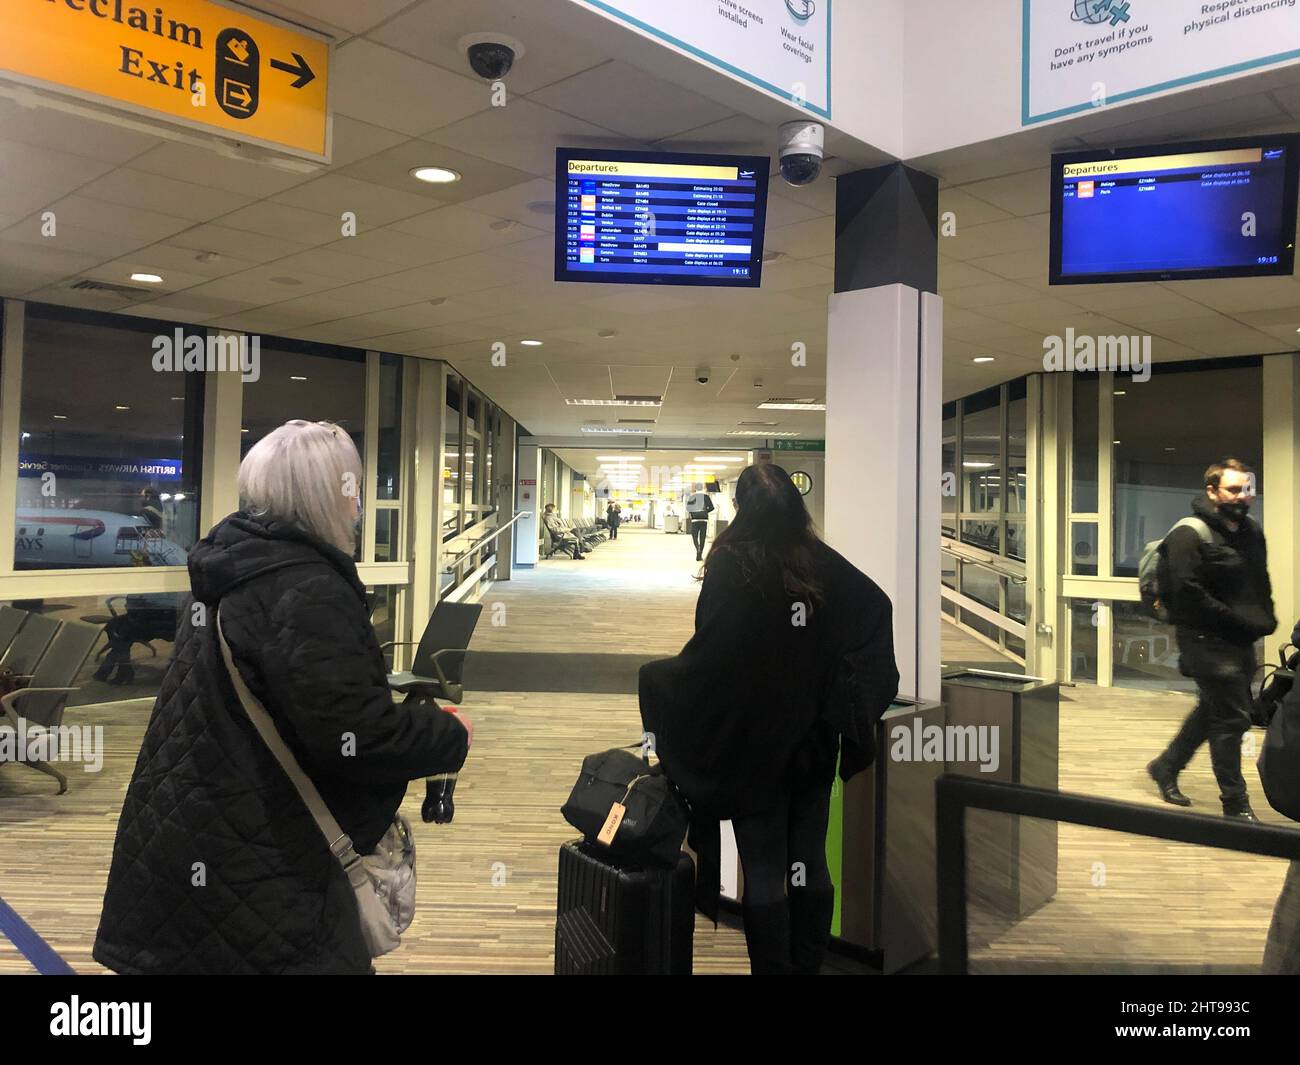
[441,511,530,570]
[935,776,1300,974]
[941,535,1027,583]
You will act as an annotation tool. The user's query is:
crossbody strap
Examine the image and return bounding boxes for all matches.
[215,608,365,877]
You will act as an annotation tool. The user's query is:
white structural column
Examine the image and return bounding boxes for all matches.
[200,330,245,535]
[1263,353,1300,663]
[824,163,942,705]
[824,285,942,703]
[515,441,541,567]
[407,358,445,634]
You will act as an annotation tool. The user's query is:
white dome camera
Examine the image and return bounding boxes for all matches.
[779,120,825,187]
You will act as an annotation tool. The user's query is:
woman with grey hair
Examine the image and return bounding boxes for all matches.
[95,420,471,974]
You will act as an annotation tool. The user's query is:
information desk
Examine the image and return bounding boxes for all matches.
[939,670,1060,919]
[828,697,945,973]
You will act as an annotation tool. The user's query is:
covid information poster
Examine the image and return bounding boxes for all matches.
[1023,0,1300,125]
[579,0,831,118]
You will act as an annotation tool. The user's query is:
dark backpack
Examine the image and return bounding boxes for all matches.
[1259,679,1300,822]
[1253,643,1299,728]
[1137,517,1216,622]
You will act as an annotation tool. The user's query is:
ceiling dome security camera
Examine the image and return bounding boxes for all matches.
[459,32,526,81]
[778,120,825,187]
[695,365,711,384]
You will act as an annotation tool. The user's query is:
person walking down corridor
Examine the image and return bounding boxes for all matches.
[1147,458,1276,821]
[606,501,621,540]
[640,464,899,974]
[94,420,472,974]
[685,483,714,561]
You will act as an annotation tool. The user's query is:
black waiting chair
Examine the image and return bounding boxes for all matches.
[0,606,28,659]
[1,620,102,794]
[0,612,60,678]
[381,601,484,705]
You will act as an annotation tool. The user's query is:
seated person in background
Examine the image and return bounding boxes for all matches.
[543,503,585,560]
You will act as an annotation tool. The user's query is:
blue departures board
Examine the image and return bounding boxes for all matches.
[1051,136,1299,284]
[554,148,771,288]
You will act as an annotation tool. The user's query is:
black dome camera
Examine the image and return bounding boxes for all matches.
[467,41,515,81]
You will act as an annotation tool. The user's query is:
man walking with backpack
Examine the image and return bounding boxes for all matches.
[1146,459,1276,821]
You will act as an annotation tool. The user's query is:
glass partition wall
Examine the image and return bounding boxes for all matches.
[0,300,478,706]
[941,379,1029,662]
[439,369,510,600]
[945,358,1269,690]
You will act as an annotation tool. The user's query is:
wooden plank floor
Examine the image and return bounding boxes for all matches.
[2,529,1296,974]
[469,526,700,656]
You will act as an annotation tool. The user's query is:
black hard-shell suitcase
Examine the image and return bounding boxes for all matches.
[555,840,695,975]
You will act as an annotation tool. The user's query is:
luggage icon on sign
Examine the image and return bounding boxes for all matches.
[216,28,260,119]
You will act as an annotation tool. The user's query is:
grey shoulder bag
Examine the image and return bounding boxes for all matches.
[216,609,416,959]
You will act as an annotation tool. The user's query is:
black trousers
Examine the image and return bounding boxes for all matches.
[731,780,834,974]
[731,782,833,904]
[609,523,618,539]
[689,519,708,556]
[1160,670,1254,803]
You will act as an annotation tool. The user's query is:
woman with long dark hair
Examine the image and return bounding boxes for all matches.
[640,463,898,974]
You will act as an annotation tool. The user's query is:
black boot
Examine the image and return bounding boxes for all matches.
[1147,758,1191,807]
[1223,796,1259,822]
[788,887,834,975]
[741,900,792,975]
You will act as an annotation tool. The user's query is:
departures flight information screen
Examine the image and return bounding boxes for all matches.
[1052,138,1299,283]
[554,148,771,288]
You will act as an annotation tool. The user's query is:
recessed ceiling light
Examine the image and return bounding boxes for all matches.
[725,430,799,437]
[52,414,66,420]
[1164,446,1176,451]
[598,329,619,339]
[195,252,220,264]
[171,396,184,401]
[428,297,447,307]
[241,428,250,434]
[114,405,130,411]
[1113,390,1127,396]
[130,273,163,284]
[271,276,303,286]
[566,399,659,407]
[410,166,462,184]
[962,461,994,469]
[290,375,308,381]
[972,356,996,364]
[580,426,653,434]
[1113,439,1122,445]
[520,339,543,347]
[758,401,826,411]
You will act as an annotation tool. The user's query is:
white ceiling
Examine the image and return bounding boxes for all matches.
[0,0,1298,440]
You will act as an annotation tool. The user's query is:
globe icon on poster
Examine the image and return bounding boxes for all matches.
[1071,0,1131,26]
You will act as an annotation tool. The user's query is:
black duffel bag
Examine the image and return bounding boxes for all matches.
[561,745,689,868]
[1259,691,1300,822]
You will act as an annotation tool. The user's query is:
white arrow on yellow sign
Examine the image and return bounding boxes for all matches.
[0,0,331,161]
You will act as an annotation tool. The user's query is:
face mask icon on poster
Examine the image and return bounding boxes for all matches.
[786,0,815,20]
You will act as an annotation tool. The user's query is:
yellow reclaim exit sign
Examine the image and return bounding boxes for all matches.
[0,0,331,160]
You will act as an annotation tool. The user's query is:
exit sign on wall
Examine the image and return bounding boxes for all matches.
[773,440,824,452]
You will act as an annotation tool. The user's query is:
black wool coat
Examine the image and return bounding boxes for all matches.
[93,513,469,975]
[639,541,899,817]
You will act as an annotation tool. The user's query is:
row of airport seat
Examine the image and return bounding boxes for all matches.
[0,606,103,793]
[541,517,609,559]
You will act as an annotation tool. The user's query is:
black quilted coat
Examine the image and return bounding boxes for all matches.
[93,513,469,975]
